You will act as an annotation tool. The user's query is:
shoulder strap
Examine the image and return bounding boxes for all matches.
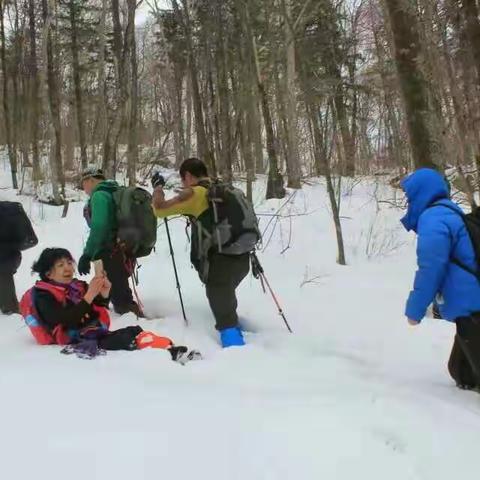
[429,202,464,216]
[196,180,211,191]
[429,203,479,278]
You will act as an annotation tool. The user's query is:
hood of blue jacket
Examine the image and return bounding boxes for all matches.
[400,169,449,232]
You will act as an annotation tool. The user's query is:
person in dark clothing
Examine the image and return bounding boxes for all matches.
[205,253,250,332]
[0,248,21,314]
[151,158,250,348]
[447,315,480,391]
[401,169,480,391]
[78,167,143,317]
[21,248,200,362]
[0,200,32,315]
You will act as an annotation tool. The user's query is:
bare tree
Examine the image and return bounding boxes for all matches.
[27,0,41,182]
[42,0,64,203]
[68,0,88,170]
[383,0,444,170]
[126,0,139,185]
[0,0,18,188]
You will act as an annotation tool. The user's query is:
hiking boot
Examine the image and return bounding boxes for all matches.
[1,305,19,315]
[219,327,245,348]
[456,382,477,391]
[114,302,145,318]
[169,346,203,364]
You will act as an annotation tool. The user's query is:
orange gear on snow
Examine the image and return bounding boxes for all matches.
[135,331,173,350]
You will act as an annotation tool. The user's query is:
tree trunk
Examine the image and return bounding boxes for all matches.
[243,0,285,199]
[250,94,264,174]
[383,0,444,170]
[172,0,215,173]
[171,66,186,167]
[462,0,480,89]
[215,0,232,182]
[372,26,406,171]
[11,0,23,185]
[282,0,302,188]
[348,41,358,173]
[245,84,258,200]
[27,0,41,182]
[126,0,138,186]
[104,0,128,179]
[331,69,355,177]
[185,73,192,157]
[69,0,88,170]
[97,0,108,164]
[64,110,75,171]
[273,59,290,178]
[205,62,219,177]
[234,34,255,201]
[308,98,346,265]
[317,8,355,176]
[42,0,64,203]
[0,0,18,189]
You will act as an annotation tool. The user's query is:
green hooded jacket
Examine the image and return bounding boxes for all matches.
[83,180,119,260]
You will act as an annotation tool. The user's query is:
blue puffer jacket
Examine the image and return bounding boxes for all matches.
[401,168,480,322]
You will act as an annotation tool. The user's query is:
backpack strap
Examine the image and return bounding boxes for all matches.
[429,202,463,216]
[428,203,480,279]
[197,179,212,190]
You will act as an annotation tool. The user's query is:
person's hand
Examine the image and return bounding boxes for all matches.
[151,172,165,189]
[152,186,166,209]
[100,275,112,298]
[408,318,420,326]
[84,276,104,304]
[78,255,91,275]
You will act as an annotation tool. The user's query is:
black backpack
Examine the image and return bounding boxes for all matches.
[204,180,261,255]
[0,201,38,251]
[430,203,480,279]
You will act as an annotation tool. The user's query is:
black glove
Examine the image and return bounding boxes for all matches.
[78,255,91,275]
[151,172,166,189]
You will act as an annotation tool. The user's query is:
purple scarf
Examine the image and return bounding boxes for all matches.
[50,280,85,305]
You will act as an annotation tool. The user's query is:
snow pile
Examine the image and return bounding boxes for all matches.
[1,168,479,480]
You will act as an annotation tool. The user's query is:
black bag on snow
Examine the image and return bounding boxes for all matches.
[431,203,480,279]
[206,181,261,255]
[0,201,38,251]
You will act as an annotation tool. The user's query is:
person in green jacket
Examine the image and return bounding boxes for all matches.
[78,168,143,317]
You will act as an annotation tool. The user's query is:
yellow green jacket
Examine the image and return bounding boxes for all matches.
[153,186,209,219]
[153,185,212,282]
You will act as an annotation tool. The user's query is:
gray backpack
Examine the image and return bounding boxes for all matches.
[205,181,261,255]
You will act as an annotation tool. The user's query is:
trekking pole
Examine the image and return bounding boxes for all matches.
[164,218,188,326]
[251,252,292,333]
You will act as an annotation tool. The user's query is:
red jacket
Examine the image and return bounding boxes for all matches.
[20,280,110,345]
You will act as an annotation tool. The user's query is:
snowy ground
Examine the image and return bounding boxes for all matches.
[1,166,479,480]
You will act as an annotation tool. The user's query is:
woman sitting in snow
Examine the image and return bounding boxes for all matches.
[20,248,200,363]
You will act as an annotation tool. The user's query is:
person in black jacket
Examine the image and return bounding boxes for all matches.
[0,247,21,315]
[0,202,22,315]
[0,200,38,315]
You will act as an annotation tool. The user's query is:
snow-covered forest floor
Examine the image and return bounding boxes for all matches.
[1,166,479,480]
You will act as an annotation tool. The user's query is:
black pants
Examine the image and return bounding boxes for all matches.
[448,315,480,389]
[205,253,250,331]
[100,250,134,311]
[0,251,21,314]
[97,326,143,350]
